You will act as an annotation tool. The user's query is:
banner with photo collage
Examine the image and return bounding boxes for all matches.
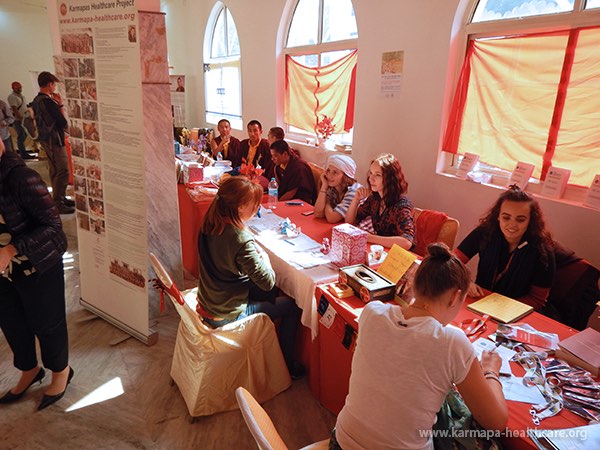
[56,0,152,341]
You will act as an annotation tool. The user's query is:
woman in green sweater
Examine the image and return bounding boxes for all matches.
[196,176,302,376]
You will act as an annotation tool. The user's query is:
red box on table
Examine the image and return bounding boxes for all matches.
[331,223,367,267]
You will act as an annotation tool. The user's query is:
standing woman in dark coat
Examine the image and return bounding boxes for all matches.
[0,140,73,410]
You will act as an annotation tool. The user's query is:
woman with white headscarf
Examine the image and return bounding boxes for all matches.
[314,154,361,223]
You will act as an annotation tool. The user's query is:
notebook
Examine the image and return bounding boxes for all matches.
[467,293,533,324]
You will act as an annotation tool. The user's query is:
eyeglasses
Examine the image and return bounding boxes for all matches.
[460,314,490,340]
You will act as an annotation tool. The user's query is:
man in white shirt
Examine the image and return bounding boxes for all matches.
[7,82,34,159]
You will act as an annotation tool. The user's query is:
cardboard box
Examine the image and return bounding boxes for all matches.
[331,223,367,267]
[339,264,396,303]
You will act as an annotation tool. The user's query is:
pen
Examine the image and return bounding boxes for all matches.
[256,206,261,218]
[490,341,502,353]
[283,239,295,246]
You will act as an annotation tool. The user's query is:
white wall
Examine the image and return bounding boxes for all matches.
[0,2,54,101]
[5,0,599,266]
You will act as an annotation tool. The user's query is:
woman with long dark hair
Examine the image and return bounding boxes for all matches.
[456,185,555,310]
[346,153,415,249]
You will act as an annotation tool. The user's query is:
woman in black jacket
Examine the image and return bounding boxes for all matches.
[0,140,73,410]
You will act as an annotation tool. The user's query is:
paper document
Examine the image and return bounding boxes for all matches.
[500,376,546,404]
[472,338,516,376]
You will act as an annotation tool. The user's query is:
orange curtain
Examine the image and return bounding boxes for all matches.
[443,27,600,186]
[285,50,357,134]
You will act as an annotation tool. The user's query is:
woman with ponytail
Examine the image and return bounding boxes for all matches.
[196,176,302,377]
[331,243,507,449]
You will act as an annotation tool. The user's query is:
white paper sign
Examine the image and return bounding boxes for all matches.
[472,338,516,376]
[508,162,535,189]
[319,304,337,329]
[456,152,479,179]
[541,166,571,199]
[583,174,600,210]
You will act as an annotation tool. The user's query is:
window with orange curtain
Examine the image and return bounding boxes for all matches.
[285,50,357,136]
[444,1,600,188]
[284,0,358,144]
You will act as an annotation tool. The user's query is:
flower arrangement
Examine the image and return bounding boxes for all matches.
[316,114,336,141]
[238,158,264,182]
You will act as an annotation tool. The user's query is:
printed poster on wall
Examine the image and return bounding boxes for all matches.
[169,74,185,127]
[56,0,150,336]
[380,50,404,98]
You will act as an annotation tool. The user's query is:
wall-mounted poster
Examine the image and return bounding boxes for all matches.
[170,74,185,127]
[380,50,404,98]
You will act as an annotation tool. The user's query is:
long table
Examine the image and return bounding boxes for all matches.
[313,286,591,450]
[178,185,339,336]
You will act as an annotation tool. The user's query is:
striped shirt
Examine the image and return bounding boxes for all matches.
[332,182,361,218]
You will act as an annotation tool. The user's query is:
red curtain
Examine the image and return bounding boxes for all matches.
[285,50,358,134]
[443,27,600,186]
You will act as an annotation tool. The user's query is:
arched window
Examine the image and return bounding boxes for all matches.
[204,4,242,129]
[443,1,600,189]
[284,0,358,145]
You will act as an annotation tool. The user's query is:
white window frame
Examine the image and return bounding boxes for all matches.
[283,0,358,146]
[203,2,243,130]
[439,0,600,205]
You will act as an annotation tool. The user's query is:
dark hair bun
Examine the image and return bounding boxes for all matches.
[427,242,451,260]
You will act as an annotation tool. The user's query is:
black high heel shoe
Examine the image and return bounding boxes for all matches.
[0,367,46,404]
[37,367,74,411]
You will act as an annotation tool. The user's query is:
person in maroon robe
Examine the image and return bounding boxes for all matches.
[239,120,274,180]
[210,119,241,163]
[270,140,316,205]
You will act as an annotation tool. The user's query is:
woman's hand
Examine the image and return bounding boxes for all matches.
[319,172,329,190]
[355,186,371,202]
[0,245,17,272]
[480,350,502,375]
[467,281,485,298]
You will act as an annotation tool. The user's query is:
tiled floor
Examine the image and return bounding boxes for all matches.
[0,159,336,449]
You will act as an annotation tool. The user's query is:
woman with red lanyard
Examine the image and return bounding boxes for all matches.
[455,185,555,310]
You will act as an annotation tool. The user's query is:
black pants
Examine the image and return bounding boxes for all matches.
[12,121,28,157]
[0,261,69,372]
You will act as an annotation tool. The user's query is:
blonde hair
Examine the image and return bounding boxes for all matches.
[201,177,263,235]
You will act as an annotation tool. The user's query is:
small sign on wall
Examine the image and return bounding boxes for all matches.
[380,50,404,98]
[583,174,600,210]
[541,167,571,199]
[456,152,479,179]
[508,162,535,189]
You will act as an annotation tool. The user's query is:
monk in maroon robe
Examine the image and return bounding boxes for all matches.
[270,140,316,205]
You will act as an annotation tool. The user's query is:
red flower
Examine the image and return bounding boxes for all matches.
[316,114,336,140]
[239,158,264,181]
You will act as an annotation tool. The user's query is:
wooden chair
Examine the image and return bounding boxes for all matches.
[235,387,329,450]
[412,207,459,256]
[149,254,291,422]
[308,162,324,193]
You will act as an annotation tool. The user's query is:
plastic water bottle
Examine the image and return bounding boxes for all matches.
[268,177,278,209]
[217,151,223,161]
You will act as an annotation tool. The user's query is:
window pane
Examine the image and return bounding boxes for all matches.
[291,54,319,67]
[321,50,352,66]
[205,62,242,120]
[472,0,574,23]
[322,0,358,43]
[226,9,240,56]
[287,0,319,47]
[586,0,600,9]
[211,9,226,58]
